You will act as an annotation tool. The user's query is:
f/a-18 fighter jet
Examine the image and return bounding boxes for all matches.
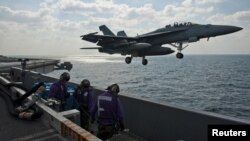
[80,22,242,65]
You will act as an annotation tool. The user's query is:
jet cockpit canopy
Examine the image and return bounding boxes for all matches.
[166,22,197,28]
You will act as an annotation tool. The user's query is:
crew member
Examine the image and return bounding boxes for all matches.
[48,72,70,111]
[73,79,93,130]
[90,84,125,140]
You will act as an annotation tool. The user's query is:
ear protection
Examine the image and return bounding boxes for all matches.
[60,72,70,82]
[81,79,90,88]
[110,84,120,94]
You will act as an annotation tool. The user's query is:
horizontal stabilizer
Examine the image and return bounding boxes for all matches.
[80,47,102,49]
[80,32,98,37]
[80,32,99,43]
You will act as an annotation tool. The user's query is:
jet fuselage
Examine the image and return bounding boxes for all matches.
[142,23,242,46]
[80,22,242,65]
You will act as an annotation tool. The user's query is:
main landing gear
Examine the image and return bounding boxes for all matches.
[125,56,148,65]
[125,57,132,64]
[142,56,148,65]
[170,43,188,59]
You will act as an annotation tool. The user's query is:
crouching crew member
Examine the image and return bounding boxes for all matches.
[73,79,93,130]
[48,72,70,112]
[90,84,125,140]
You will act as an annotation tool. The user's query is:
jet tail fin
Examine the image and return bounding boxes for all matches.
[117,31,127,37]
[99,25,115,36]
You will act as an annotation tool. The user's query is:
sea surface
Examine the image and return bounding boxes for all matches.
[47,55,250,121]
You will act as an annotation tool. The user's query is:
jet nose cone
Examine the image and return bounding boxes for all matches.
[210,25,243,36]
[231,26,243,32]
[224,26,243,34]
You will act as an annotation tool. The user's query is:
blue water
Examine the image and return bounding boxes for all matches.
[47,55,250,121]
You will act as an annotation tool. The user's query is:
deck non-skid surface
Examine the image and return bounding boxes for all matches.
[0,96,65,141]
[88,123,145,141]
[109,132,147,141]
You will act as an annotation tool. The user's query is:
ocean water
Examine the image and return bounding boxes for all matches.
[47,55,250,121]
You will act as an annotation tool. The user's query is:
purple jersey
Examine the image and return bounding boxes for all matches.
[73,86,93,112]
[91,91,124,127]
[48,81,68,101]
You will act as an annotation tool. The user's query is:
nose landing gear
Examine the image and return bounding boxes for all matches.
[176,52,184,59]
[170,43,188,59]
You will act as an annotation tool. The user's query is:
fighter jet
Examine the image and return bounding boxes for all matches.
[80,22,242,65]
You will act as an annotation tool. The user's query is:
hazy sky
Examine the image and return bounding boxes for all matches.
[0,0,250,56]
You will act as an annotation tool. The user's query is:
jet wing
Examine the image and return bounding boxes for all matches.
[81,28,187,44]
[81,33,137,43]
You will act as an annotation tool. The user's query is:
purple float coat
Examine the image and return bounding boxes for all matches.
[91,91,124,127]
[73,87,93,112]
[48,81,68,101]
